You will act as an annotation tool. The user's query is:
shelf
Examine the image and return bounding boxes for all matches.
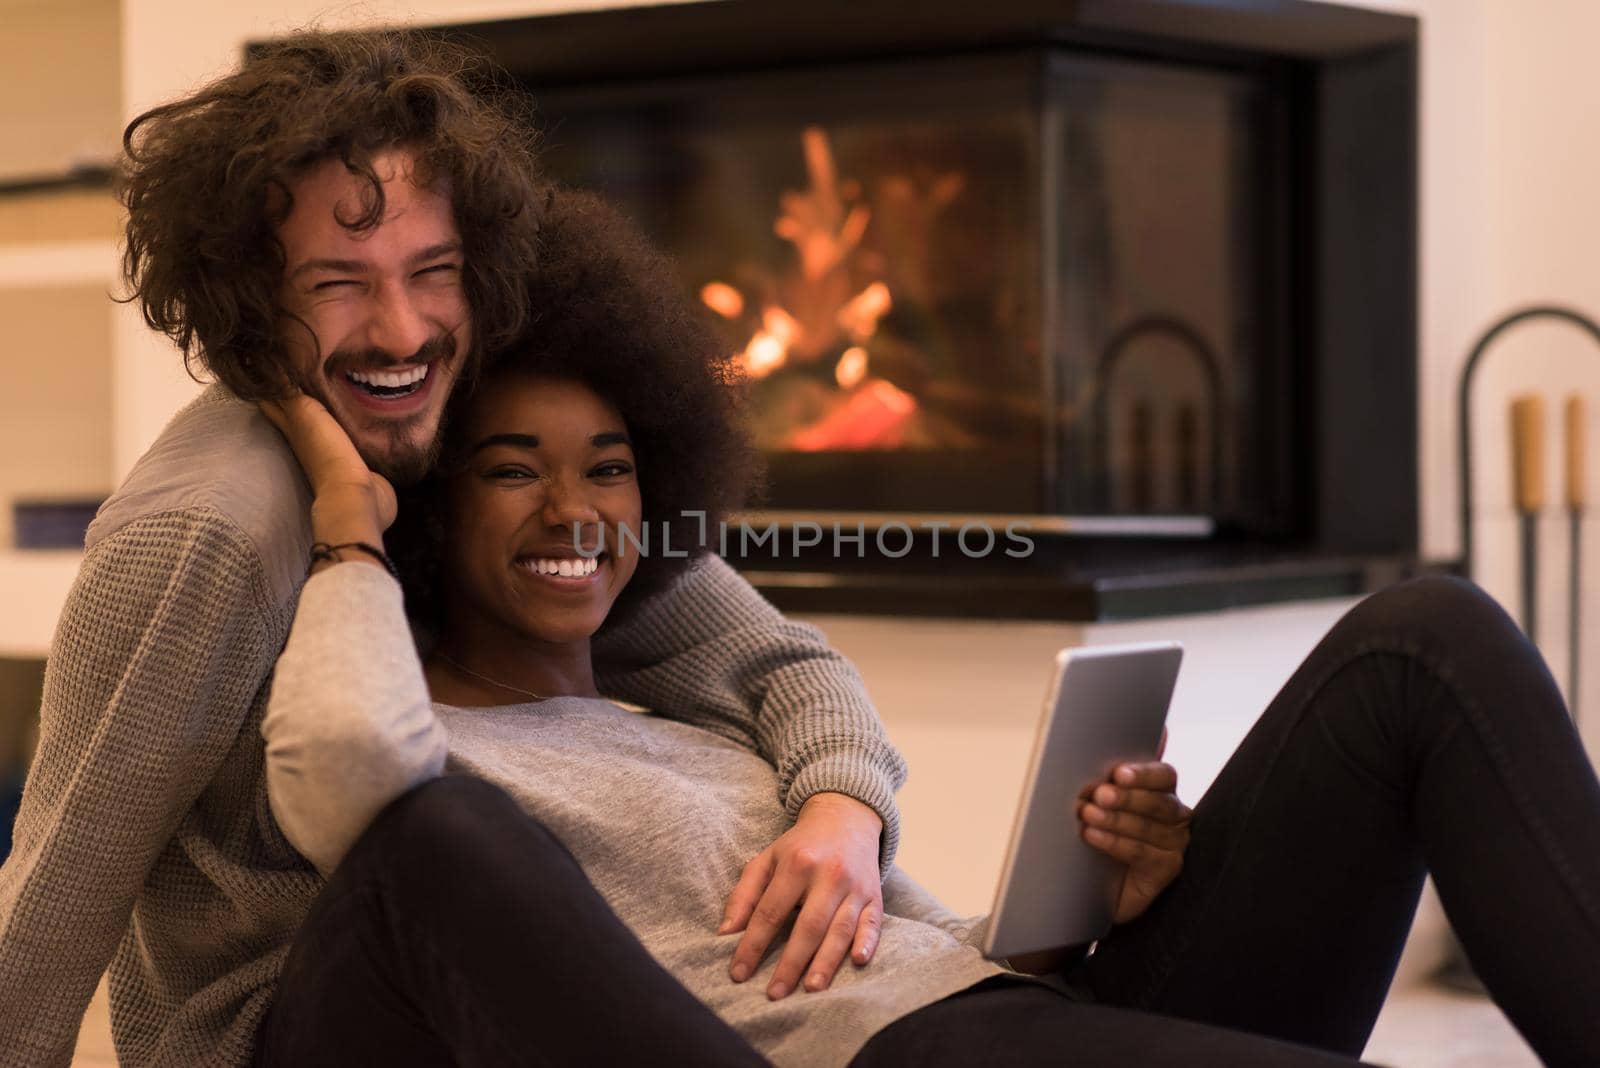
[0,550,83,659]
[0,239,119,288]
[740,548,1452,622]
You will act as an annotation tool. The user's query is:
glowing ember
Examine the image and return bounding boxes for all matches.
[774,126,872,283]
[742,331,788,379]
[837,282,891,343]
[708,126,965,450]
[763,305,801,346]
[835,346,868,390]
[700,281,744,319]
[785,378,917,451]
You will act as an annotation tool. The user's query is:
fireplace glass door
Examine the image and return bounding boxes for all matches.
[532,48,1289,535]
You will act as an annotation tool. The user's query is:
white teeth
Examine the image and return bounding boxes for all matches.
[523,556,599,577]
[347,365,428,388]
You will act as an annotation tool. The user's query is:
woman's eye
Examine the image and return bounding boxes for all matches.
[487,467,538,481]
[417,263,461,280]
[592,462,634,479]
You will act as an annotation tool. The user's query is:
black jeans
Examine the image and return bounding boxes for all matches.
[255,772,765,1067]
[258,577,1600,1066]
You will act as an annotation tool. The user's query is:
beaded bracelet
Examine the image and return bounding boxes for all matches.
[309,540,400,581]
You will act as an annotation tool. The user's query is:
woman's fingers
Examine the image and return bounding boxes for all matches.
[1080,802,1190,849]
[1090,781,1189,823]
[257,393,371,491]
[1113,760,1178,792]
[258,398,290,435]
[1082,822,1184,870]
[370,474,399,530]
[260,393,399,537]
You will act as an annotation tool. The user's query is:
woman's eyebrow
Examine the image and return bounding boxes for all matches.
[469,433,539,455]
[468,430,631,455]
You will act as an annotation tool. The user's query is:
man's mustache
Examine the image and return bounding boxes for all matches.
[328,332,457,376]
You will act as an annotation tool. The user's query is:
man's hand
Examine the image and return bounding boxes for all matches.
[1078,729,1191,924]
[259,393,396,549]
[721,791,884,1000]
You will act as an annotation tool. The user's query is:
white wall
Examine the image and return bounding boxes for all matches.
[1349,0,1600,724]
[0,0,120,182]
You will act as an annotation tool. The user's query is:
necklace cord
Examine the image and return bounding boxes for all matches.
[433,649,546,702]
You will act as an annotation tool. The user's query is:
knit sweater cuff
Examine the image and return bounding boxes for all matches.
[787,752,903,880]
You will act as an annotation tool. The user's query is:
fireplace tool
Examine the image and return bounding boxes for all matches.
[1509,395,1545,644]
[1447,306,1600,995]
[1459,307,1600,661]
[1092,315,1224,512]
[1566,395,1585,723]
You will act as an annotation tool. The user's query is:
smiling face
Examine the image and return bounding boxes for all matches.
[440,373,644,649]
[276,148,470,483]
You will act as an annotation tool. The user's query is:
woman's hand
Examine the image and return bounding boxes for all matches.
[1078,729,1191,924]
[259,394,397,551]
[720,791,884,1000]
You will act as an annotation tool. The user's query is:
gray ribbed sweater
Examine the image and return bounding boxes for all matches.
[0,387,909,1067]
[265,564,1006,1067]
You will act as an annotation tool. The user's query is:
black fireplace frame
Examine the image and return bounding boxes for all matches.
[258,0,1426,619]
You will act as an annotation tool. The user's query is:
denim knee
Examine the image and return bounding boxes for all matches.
[1337,575,1523,660]
[1325,574,1568,739]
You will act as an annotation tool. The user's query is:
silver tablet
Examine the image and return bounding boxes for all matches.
[981,641,1183,961]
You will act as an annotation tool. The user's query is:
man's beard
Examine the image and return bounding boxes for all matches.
[296,332,457,487]
[360,411,447,486]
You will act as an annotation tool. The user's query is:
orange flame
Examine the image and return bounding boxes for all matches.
[837,282,892,343]
[700,281,744,319]
[835,346,868,390]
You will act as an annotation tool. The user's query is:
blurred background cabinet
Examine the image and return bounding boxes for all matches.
[0,0,123,854]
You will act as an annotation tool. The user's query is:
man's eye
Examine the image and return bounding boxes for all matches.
[313,279,358,291]
[417,263,461,279]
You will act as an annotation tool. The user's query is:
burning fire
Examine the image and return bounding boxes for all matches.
[700,282,744,320]
[705,126,939,450]
[834,346,868,390]
[741,307,801,380]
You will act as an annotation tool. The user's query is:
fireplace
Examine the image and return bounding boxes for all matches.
[338,0,1422,618]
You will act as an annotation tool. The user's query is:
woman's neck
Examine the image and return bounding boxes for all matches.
[424,622,600,707]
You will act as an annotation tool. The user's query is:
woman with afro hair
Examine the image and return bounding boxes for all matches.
[253,188,1600,1067]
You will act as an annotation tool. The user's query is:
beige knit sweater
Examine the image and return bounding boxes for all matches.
[0,387,908,1068]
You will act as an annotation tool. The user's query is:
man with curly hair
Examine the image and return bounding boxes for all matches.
[0,30,906,1067]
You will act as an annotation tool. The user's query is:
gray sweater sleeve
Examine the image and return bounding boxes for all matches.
[262,563,448,877]
[0,512,277,1068]
[592,556,909,876]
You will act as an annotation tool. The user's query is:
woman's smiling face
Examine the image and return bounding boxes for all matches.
[440,372,643,646]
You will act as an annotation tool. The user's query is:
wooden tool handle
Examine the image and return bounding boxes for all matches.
[1567,394,1586,512]
[1511,394,1546,515]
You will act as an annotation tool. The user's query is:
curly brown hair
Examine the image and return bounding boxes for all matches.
[391,188,762,631]
[119,28,545,398]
